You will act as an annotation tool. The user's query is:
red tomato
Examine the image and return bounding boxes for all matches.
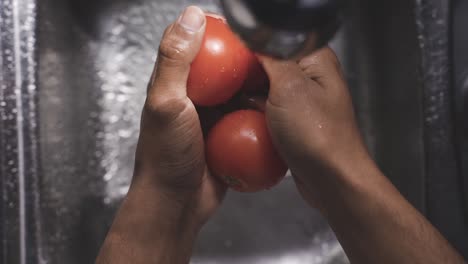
[242,52,270,93]
[206,110,288,192]
[187,15,252,106]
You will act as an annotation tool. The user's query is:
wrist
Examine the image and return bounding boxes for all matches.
[292,148,379,210]
[130,162,223,230]
[129,172,206,230]
[99,181,202,263]
[133,155,205,194]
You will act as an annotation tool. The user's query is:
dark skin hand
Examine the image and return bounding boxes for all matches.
[260,52,465,264]
[96,6,225,264]
[96,5,465,264]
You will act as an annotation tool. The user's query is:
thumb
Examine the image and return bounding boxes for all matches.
[149,6,206,98]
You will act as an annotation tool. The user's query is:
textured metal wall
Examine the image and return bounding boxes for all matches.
[342,0,425,212]
[453,0,468,229]
[415,0,468,257]
[2,0,467,263]
[0,0,40,263]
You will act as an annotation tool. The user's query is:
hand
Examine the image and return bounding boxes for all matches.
[134,6,226,228]
[97,7,226,264]
[260,49,466,264]
[260,48,370,207]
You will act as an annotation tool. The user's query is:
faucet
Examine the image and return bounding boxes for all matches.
[220,0,343,59]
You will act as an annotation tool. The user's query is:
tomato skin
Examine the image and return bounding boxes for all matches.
[187,15,251,107]
[206,110,288,192]
[242,52,270,94]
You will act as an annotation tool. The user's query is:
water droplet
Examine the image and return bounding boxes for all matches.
[104,172,113,181]
[109,115,119,123]
[118,129,132,138]
[116,94,127,102]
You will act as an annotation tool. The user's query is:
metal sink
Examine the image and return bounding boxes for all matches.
[5,0,468,263]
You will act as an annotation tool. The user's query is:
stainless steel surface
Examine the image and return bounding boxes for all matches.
[454,0,468,216]
[0,0,40,263]
[343,0,424,211]
[419,0,468,255]
[1,0,428,263]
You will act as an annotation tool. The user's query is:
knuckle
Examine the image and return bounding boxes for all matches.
[299,47,344,82]
[162,23,174,36]
[144,96,189,122]
[323,47,341,68]
[158,35,190,65]
[280,76,307,92]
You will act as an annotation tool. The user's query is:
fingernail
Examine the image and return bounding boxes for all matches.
[178,6,204,33]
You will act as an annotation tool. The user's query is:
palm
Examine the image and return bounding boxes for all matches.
[185,100,227,223]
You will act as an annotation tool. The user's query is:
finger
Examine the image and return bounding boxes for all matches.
[241,94,267,112]
[199,171,228,220]
[149,6,206,100]
[298,46,345,88]
[258,56,305,87]
[258,56,312,105]
[147,23,175,93]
